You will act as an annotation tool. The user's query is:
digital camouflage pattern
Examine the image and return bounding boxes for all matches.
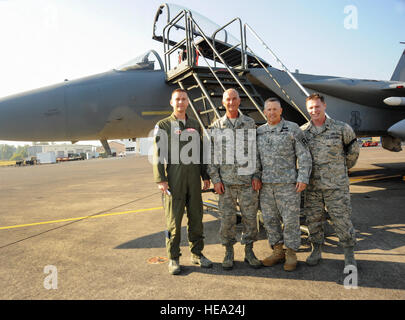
[256,119,312,184]
[301,117,359,248]
[301,117,359,191]
[218,185,259,246]
[304,187,357,247]
[260,183,301,251]
[207,114,259,247]
[257,119,311,251]
[207,114,259,186]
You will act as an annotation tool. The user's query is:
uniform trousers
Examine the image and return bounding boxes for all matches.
[164,167,204,259]
[260,183,301,251]
[218,185,259,246]
[304,187,357,248]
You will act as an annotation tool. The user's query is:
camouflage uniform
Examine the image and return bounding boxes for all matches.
[301,117,359,248]
[207,114,259,246]
[152,113,209,259]
[257,119,312,251]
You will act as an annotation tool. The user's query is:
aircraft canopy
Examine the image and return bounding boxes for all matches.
[116,50,164,71]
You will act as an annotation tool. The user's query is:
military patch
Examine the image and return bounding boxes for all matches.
[301,137,308,146]
[327,133,341,139]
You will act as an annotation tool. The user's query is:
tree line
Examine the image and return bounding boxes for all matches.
[0,144,29,161]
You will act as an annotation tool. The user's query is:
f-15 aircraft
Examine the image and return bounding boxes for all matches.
[0,3,404,153]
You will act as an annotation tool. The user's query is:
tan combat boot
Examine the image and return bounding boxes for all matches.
[284,248,297,271]
[222,245,234,270]
[262,243,285,267]
[244,243,262,269]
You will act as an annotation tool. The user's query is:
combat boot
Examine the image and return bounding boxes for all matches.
[306,243,322,266]
[262,243,285,267]
[284,248,297,271]
[343,246,357,268]
[191,254,213,268]
[222,245,234,270]
[244,243,262,269]
[168,258,181,275]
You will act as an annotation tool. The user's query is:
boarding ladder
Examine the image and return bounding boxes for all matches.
[160,11,268,133]
[158,10,311,133]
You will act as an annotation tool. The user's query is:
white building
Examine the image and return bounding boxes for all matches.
[28,144,97,158]
[117,138,153,156]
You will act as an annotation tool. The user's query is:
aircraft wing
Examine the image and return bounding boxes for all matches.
[300,77,405,108]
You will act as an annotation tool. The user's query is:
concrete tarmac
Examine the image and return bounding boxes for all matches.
[0,147,404,300]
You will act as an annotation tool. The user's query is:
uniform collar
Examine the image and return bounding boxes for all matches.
[170,112,188,128]
[220,113,242,128]
[264,118,285,133]
[170,112,188,121]
[309,117,331,134]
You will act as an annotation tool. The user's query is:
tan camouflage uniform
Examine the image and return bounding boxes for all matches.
[257,119,312,251]
[207,114,259,246]
[301,117,359,247]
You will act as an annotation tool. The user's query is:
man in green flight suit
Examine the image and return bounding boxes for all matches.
[152,88,212,275]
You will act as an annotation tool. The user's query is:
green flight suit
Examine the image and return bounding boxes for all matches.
[153,113,209,259]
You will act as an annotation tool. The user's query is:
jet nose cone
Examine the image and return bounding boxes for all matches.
[0,85,67,141]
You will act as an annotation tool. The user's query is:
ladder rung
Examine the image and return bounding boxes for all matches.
[186,84,199,91]
[240,106,261,110]
[209,92,261,99]
[193,96,207,103]
[199,109,217,115]
[202,79,248,86]
[200,73,241,80]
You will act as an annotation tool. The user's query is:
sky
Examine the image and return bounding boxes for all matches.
[0,0,404,146]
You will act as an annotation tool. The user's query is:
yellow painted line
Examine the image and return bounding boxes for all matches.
[0,206,163,231]
[0,161,16,166]
[141,111,171,116]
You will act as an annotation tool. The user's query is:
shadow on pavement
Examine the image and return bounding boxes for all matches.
[117,163,405,291]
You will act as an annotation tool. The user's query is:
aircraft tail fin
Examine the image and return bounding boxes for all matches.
[391,49,405,81]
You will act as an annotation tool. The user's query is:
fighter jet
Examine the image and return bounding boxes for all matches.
[0,3,404,153]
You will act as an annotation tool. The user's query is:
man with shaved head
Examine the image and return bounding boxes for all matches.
[257,98,312,271]
[207,88,262,270]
